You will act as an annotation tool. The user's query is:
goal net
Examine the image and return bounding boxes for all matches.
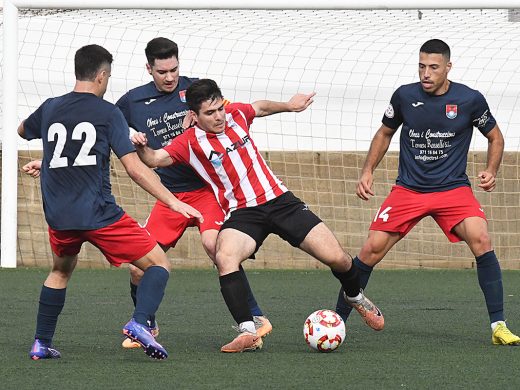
[2,6,520,269]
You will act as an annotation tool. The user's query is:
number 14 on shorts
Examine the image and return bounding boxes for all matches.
[374,207,392,222]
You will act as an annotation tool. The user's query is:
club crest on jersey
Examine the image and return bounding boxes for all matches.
[446,104,457,119]
[179,90,187,103]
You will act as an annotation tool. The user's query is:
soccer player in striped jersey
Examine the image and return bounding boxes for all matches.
[19,44,202,360]
[334,39,519,345]
[116,37,270,347]
[131,79,385,352]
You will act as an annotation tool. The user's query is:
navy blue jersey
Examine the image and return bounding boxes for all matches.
[116,76,205,193]
[23,92,135,230]
[382,81,496,192]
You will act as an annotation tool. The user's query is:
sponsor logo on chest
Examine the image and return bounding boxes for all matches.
[208,135,251,165]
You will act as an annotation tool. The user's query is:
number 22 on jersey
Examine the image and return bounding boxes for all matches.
[48,122,97,168]
[374,206,392,222]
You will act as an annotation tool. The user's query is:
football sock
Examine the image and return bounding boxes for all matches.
[335,257,374,321]
[475,250,504,323]
[133,266,169,326]
[332,261,361,298]
[130,281,138,307]
[346,292,363,303]
[219,270,253,325]
[34,285,66,345]
[130,281,156,327]
[239,265,263,316]
[239,321,256,334]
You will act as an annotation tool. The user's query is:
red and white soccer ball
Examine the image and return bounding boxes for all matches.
[303,309,346,352]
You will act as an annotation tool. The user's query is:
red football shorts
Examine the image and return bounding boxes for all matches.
[142,186,225,248]
[48,213,158,267]
[369,185,487,242]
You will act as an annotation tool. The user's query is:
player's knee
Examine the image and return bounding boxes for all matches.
[50,268,73,281]
[143,246,172,272]
[324,249,351,270]
[155,256,172,272]
[329,255,352,272]
[201,238,217,262]
[470,231,492,253]
[214,250,230,267]
[129,264,145,283]
[215,249,241,275]
[201,229,219,262]
[50,261,75,280]
[478,230,491,245]
[359,240,386,266]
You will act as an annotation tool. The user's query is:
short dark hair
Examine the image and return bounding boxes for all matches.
[74,44,113,81]
[186,79,224,113]
[145,37,179,65]
[420,39,451,60]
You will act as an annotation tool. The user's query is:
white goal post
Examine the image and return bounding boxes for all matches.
[2,1,520,268]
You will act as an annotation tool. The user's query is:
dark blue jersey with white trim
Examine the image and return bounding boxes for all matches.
[23,92,134,230]
[382,81,496,192]
[116,77,205,192]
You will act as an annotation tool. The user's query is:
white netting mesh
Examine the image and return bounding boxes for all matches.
[3,9,519,151]
[1,8,519,268]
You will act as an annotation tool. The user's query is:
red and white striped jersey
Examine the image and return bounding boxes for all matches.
[164,103,288,213]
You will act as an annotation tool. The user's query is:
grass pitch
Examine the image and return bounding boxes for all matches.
[1,268,519,389]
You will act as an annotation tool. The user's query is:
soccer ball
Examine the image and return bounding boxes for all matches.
[303,309,346,352]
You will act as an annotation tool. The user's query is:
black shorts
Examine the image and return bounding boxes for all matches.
[221,191,322,252]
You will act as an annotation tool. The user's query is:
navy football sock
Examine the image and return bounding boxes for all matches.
[239,265,263,316]
[335,257,373,321]
[476,250,504,323]
[133,266,169,326]
[220,271,253,325]
[34,285,66,345]
[130,281,156,327]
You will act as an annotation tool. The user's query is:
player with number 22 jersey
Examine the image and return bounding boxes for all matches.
[23,92,132,231]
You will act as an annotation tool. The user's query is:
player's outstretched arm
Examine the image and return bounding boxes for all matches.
[22,160,42,178]
[120,152,203,222]
[131,132,172,168]
[357,124,397,201]
[478,125,504,192]
[251,92,316,117]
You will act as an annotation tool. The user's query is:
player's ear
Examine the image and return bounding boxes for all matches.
[446,61,452,73]
[95,70,103,84]
[190,110,199,123]
[146,62,152,75]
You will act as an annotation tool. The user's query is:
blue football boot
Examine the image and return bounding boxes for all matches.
[29,339,61,360]
[123,318,168,360]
